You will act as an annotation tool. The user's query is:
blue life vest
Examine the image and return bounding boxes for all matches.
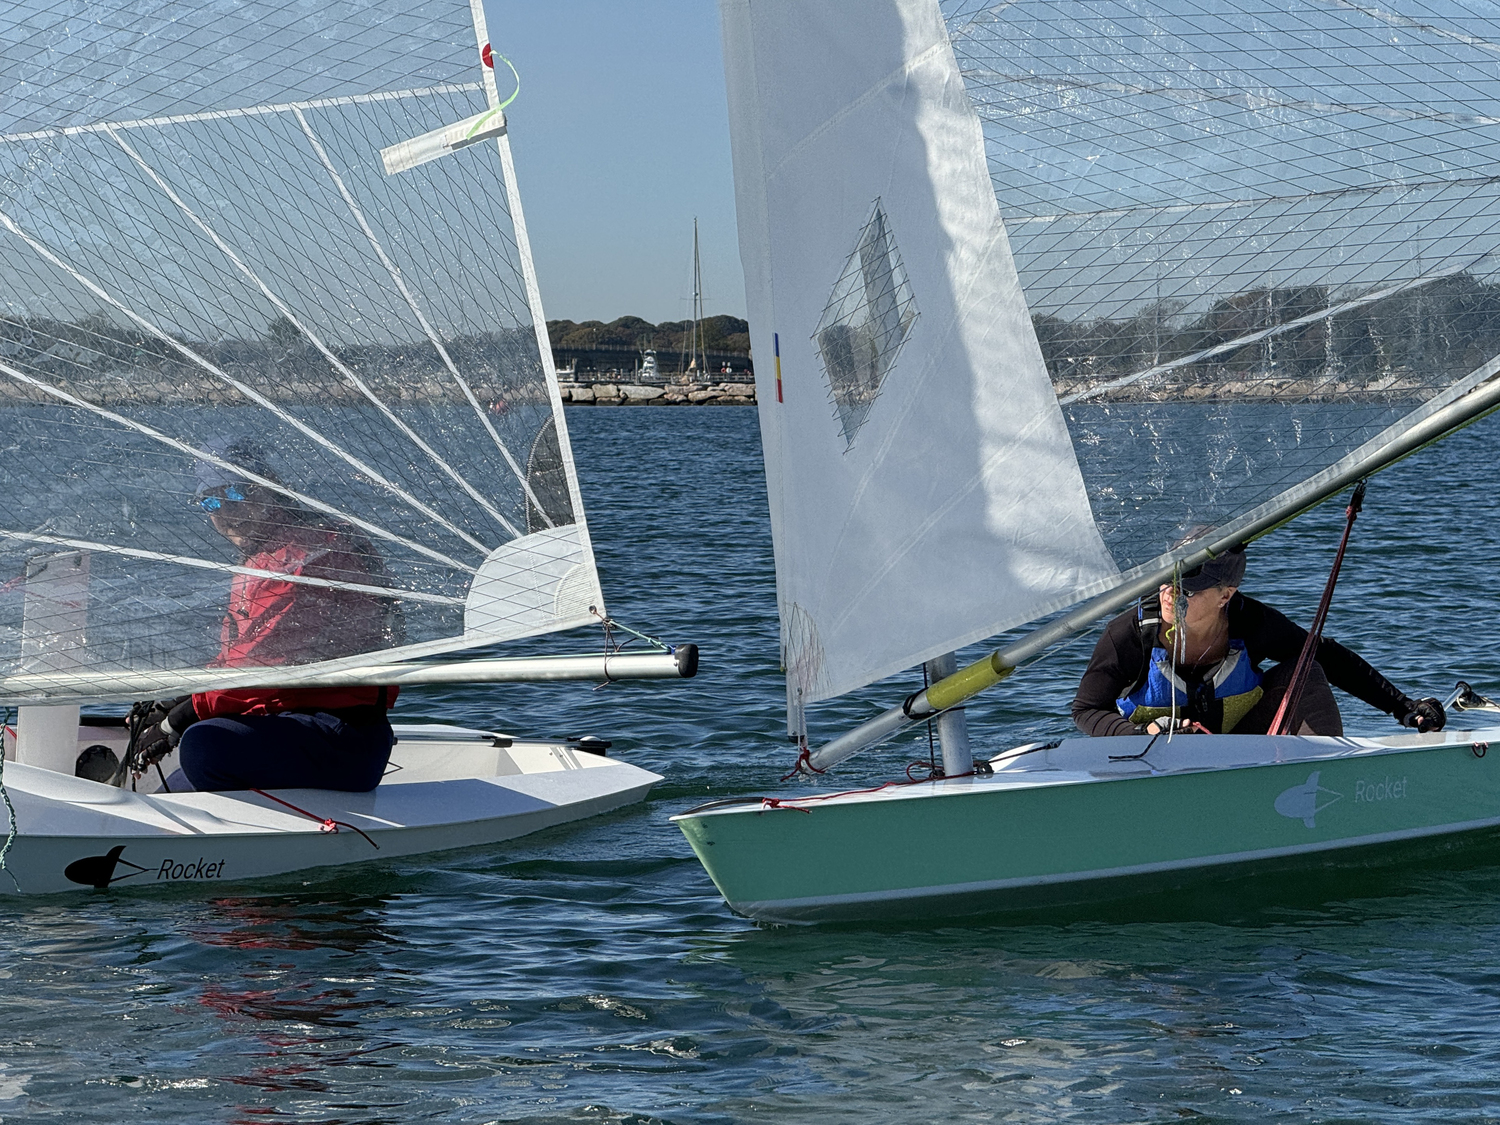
[1117,638,1264,732]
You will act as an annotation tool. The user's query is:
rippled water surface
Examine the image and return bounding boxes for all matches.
[6,405,1500,1123]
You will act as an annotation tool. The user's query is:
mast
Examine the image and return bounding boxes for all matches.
[680,218,707,377]
[924,652,971,777]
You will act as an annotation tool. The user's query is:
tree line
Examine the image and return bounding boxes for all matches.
[1036,272,1500,398]
[545,315,751,356]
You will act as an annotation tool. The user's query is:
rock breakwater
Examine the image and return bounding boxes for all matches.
[560,381,757,405]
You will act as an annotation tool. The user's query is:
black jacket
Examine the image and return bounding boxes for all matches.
[1071,593,1406,736]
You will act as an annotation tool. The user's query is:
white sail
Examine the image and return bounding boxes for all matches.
[721,0,1120,721]
[0,0,602,701]
[723,0,1500,739]
[946,0,1500,579]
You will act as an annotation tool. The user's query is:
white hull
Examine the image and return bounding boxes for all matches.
[0,723,659,894]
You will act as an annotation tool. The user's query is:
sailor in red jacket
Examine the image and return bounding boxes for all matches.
[139,442,401,791]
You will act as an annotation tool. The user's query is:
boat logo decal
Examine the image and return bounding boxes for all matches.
[64,845,228,888]
[64,845,148,888]
[1274,771,1342,829]
[1355,775,1408,804]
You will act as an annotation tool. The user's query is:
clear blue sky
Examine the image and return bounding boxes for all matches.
[484,1,746,326]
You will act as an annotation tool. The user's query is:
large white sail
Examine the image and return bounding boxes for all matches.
[724,0,1500,737]
[721,0,1120,721]
[0,0,602,701]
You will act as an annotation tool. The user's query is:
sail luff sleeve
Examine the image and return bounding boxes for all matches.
[469,0,605,620]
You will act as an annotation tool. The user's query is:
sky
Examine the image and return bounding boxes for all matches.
[483,1,746,326]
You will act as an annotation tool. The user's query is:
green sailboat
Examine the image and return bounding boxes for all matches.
[675,0,1500,922]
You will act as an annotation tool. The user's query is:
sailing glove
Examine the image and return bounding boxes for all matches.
[1396,696,1446,733]
[132,697,199,766]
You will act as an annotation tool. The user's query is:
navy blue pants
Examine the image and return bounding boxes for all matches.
[174,711,394,792]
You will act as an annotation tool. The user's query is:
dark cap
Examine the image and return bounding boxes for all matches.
[193,436,278,498]
[1178,544,1246,593]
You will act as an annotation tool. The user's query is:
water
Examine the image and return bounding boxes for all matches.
[6,405,1500,1123]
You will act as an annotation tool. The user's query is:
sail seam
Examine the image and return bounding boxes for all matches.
[1007,171,1500,226]
[1322,0,1500,58]
[0,206,493,556]
[0,358,475,574]
[0,83,484,144]
[0,529,464,605]
[104,126,522,543]
[291,107,554,528]
[963,68,1500,132]
[1058,253,1494,405]
[763,40,950,186]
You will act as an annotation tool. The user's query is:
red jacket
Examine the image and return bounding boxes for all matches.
[193,522,399,720]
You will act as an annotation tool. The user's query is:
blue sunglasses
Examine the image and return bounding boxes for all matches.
[199,485,246,512]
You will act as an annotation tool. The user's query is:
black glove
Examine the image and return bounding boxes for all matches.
[1397,696,1446,733]
[132,719,173,767]
[128,696,198,768]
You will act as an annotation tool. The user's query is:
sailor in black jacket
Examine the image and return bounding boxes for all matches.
[1071,546,1445,737]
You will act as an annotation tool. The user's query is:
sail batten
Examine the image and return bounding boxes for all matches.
[0,84,486,146]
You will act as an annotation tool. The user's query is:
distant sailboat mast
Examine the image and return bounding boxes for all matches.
[680,218,708,377]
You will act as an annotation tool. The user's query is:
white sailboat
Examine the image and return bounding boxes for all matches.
[0,0,695,893]
[675,0,1500,922]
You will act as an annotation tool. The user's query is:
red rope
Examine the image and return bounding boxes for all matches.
[779,742,826,782]
[251,789,379,850]
[761,768,978,813]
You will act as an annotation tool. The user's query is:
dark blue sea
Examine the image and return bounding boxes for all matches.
[6,405,1500,1123]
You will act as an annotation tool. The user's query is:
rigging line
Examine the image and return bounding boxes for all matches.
[0,707,15,890]
[945,0,1027,38]
[0,528,465,605]
[1058,253,1492,405]
[1006,170,1500,226]
[963,68,1500,131]
[1319,0,1500,60]
[104,128,524,542]
[0,82,485,145]
[291,107,554,529]
[0,359,474,575]
[0,209,493,557]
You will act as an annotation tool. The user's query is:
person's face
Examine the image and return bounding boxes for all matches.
[1159,582,1235,632]
[201,484,274,550]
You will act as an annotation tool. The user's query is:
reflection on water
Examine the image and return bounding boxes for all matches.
[1,407,1500,1121]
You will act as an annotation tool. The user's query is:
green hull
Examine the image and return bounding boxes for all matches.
[674,731,1500,923]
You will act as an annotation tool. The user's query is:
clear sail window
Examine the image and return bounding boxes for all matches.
[813,200,920,448]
